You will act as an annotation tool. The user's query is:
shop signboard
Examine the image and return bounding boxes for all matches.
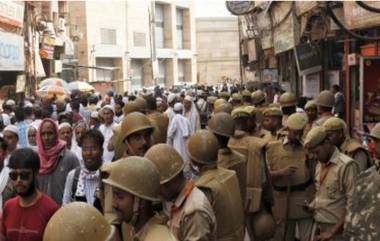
[344,2,380,30]
[262,69,278,82]
[294,43,322,76]
[0,32,24,71]
[272,2,300,54]
[0,1,24,28]
[360,57,380,124]
[302,73,320,98]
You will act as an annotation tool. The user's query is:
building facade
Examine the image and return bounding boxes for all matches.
[196,17,240,86]
[69,0,197,94]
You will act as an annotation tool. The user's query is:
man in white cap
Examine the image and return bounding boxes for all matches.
[165,93,177,127]
[167,103,192,166]
[183,95,200,134]
[2,125,19,161]
[99,105,115,163]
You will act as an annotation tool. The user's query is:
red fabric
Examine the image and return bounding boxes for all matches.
[37,118,66,174]
[1,194,59,241]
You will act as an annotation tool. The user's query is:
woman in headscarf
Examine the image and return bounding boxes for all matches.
[37,118,79,205]
[58,122,73,149]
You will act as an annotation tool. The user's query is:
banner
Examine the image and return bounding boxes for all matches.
[0,1,24,28]
[361,57,380,123]
[0,32,24,71]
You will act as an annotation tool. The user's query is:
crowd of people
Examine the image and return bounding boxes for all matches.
[0,83,378,241]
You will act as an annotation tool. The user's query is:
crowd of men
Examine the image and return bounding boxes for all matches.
[0,83,378,241]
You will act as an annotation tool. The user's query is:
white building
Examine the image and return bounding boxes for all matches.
[69,0,197,95]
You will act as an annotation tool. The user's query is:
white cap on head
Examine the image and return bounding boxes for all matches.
[174,103,183,112]
[6,99,15,106]
[168,94,176,104]
[3,125,19,136]
[197,90,203,96]
[185,95,193,102]
[156,97,163,105]
[91,112,99,119]
[58,122,72,130]
[102,104,115,113]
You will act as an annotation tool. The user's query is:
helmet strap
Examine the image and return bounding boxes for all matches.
[130,196,140,226]
[125,140,137,156]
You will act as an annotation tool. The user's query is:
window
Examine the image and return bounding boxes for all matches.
[130,60,144,88]
[158,60,166,85]
[96,58,114,81]
[176,8,184,49]
[133,32,146,47]
[100,28,116,45]
[155,4,164,48]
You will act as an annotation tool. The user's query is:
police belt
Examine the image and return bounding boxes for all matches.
[273,178,313,192]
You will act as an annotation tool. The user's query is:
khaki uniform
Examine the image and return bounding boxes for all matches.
[169,181,217,241]
[340,137,370,172]
[311,148,358,241]
[251,126,270,139]
[217,148,247,204]
[266,138,315,241]
[313,114,333,127]
[303,122,313,140]
[147,112,169,144]
[195,167,245,241]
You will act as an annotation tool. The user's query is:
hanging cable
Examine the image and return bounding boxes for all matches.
[356,1,380,13]
[325,2,380,41]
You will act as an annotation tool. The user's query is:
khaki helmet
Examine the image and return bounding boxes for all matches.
[304,126,327,150]
[231,106,250,120]
[242,89,251,97]
[251,90,266,105]
[208,112,235,137]
[120,112,153,142]
[123,101,140,115]
[370,123,380,140]
[251,211,276,240]
[263,107,283,117]
[279,92,297,107]
[207,96,218,105]
[304,100,317,110]
[43,202,115,241]
[232,93,242,101]
[323,117,345,132]
[135,97,148,112]
[102,156,160,201]
[214,98,227,109]
[187,130,219,164]
[214,102,233,114]
[144,144,184,184]
[316,90,335,108]
[219,91,230,99]
[286,113,307,130]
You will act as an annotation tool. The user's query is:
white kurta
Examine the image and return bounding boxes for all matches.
[183,103,200,135]
[165,107,175,127]
[167,114,191,162]
[99,123,115,163]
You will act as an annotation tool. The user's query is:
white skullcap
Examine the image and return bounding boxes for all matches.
[91,112,99,119]
[58,122,72,130]
[197,90,203,96]
[174,103,183,111]
[156,97,163,105]
[168,94,176,103]
[6,99,15,106]
[102,104,115,113]
[185,95,194,102]
[3,125,19,136]
[24,101,33,108]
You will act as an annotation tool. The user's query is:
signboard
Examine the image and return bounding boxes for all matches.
[16,74,25,93]
[272,2,300,54]
[360,57,380,124]
[256,11,273,50]
[0,32,24,71]
[0,1,24,28]
[294,43,322,76]
[262,69,278,82]
[344,2,380,30]
[328,70,340,87]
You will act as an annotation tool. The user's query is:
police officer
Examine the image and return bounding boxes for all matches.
[144,95,169,144]
[266,113,315,241]
[344,123,380,241]
[218,91,230,102]
[213,102,233,115]
[207,96,218,118]
[102,156,177,241]
[208,112,247,202]
[323,117,370,172]
[304,100,318,138]
[251,90,267,124]
[314,90,335,126]
[188,130,245,241]
[231,93,243,107]
[242,90,252,106]
[262,107,283,142]
[144,144,217,241]
[279,92,297,126]
[304,126,358,241]
[43,202,116,241]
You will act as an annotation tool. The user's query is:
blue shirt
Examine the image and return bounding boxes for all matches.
[15,121,29,148]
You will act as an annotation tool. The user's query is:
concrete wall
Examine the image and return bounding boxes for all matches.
[196,17,240,85]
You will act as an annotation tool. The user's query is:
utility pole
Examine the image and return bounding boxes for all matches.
[149,1,158,86]
[238,17,244,87]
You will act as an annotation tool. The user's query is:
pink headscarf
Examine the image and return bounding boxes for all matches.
[37,118,66,175]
